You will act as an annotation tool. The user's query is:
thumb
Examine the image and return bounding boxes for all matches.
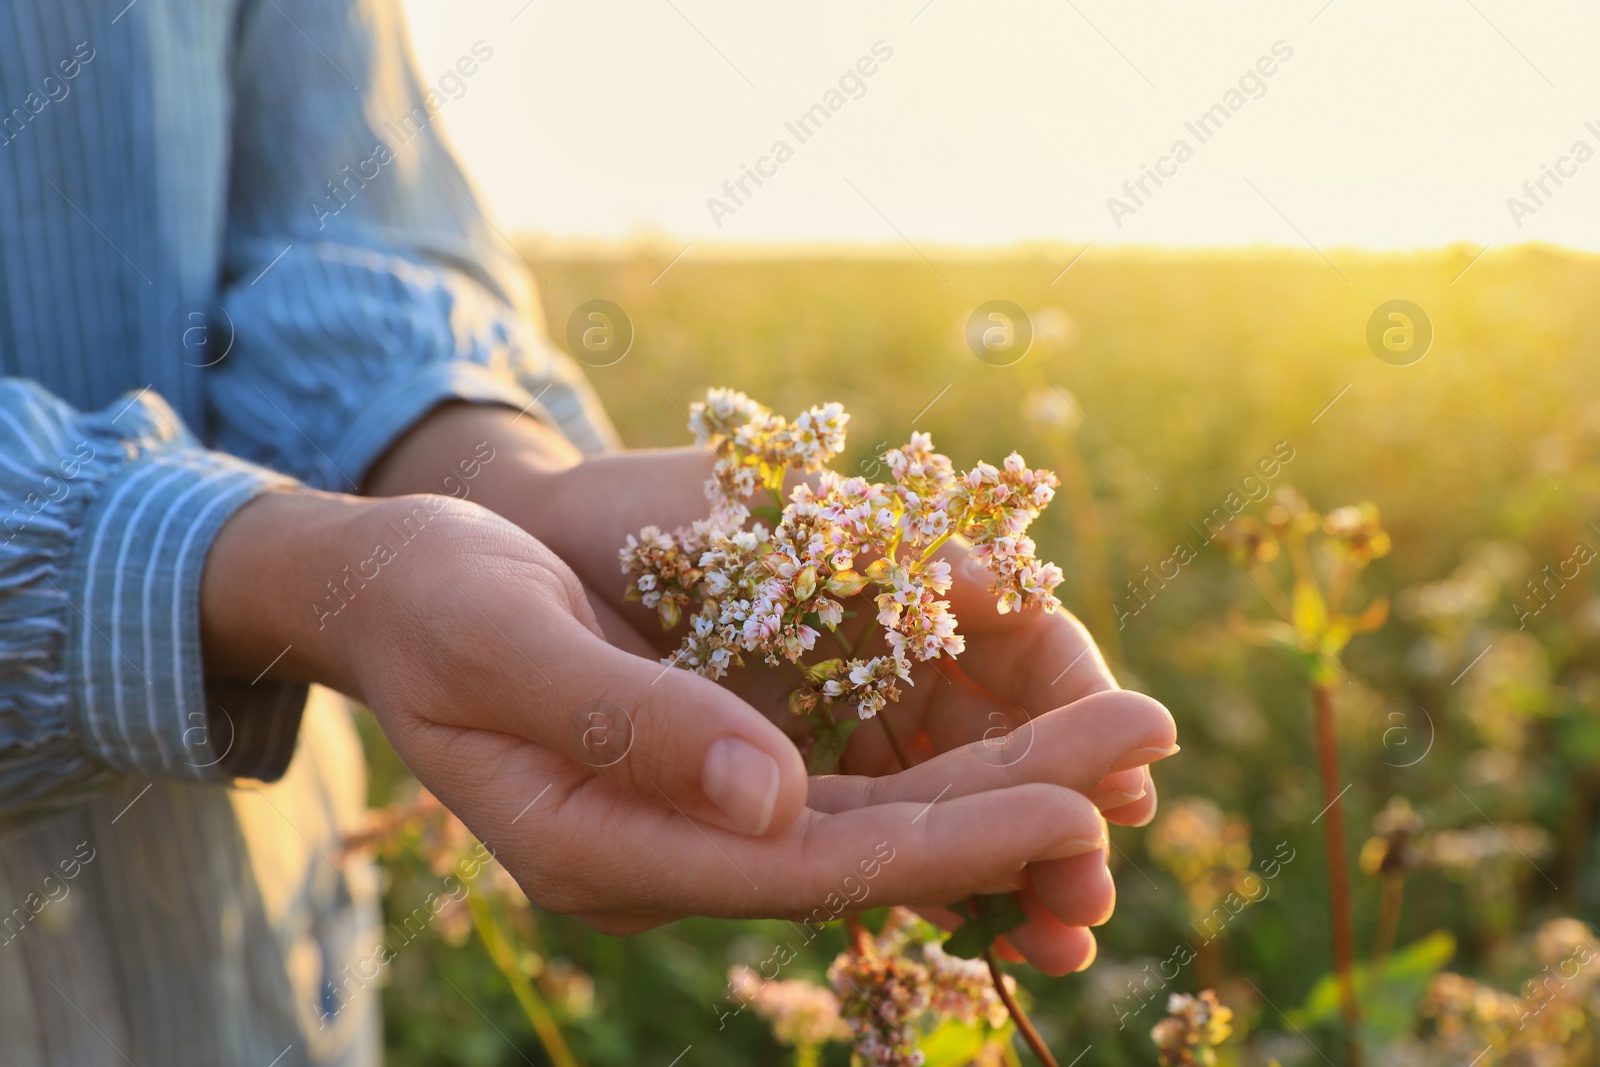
[528,607,809,837]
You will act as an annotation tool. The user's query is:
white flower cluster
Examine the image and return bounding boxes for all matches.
[620,390,1065,721]
[689,387,849,526]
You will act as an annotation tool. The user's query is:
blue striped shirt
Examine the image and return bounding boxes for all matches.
[0,0,613,1062]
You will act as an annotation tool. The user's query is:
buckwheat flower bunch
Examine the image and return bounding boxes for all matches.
[620,389,1064,770]
[823,909,1014,1067]
[1150,990,1234,1067]
[727,965,850,1061]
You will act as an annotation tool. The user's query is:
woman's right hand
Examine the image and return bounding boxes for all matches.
[200,489,1121,934]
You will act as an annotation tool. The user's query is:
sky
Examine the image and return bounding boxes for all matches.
[400,0,1600,251]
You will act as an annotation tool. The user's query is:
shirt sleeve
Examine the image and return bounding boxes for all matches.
[0,381,309,831]
[208,0,618,492]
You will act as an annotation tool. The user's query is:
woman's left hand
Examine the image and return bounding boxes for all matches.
[368,409,1178,974]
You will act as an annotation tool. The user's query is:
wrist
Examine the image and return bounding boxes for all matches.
[200,487,388,697]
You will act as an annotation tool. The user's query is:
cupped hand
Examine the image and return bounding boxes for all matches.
[203,489,1136,936]
[360,411,1179,968]
[492,445,1180,970]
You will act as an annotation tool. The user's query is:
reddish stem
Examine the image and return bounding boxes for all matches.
[846,914,873,958]
[877,732,1057,1065]
[984,949,1060,1067]
[1312,681,1363,1067]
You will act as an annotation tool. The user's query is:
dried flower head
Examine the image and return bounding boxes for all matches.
[1216,515,1280,565]
[1264,487,1317,537]
[1419,919,1600,1067]
[1148,797,1254,917]
[823,908,1012,1067]
[1323,503,1392,564]
[1150,990,1234,1066]
[1360,796,1425,877]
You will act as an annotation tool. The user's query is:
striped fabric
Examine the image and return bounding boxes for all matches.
[0,0,614,1063]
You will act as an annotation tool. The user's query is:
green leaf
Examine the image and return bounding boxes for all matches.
[752,503,784,527]
[943,894,1028,959]
[918,1019,995,1067]
[806,718,861,774]
[1289,931,1455,1039]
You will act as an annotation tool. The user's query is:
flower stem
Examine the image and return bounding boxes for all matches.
[984,949,1060,1067]
[878,711,913,770]
[878,723,1057,1067]
[918,530,956,563]
[852,617,880,658]
[1325,557,1354,616]
[1366,873,1405,1006]
[1312,680,1362,1067]
[465,887,582,1067]
[1249,560,1294,619]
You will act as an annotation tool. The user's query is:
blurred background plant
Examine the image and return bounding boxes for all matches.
[354,246,1600,1065]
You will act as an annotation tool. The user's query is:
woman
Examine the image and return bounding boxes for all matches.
[0,1,1174,1062]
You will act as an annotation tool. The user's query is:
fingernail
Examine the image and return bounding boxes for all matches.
[702,738,781,836]
[1091,789,1146,810]
[1044,836,1106,861]
[1111,744,1180,773]
[976,873,1028,894]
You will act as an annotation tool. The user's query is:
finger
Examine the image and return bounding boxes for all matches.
[915,897,1091,975]
[994,939,1027,964]
[940,543,1118,706]
[418,723,1110,923]
[581,633,811,837]
[527,780,1110,919]
[808,689,1177,814]
[999,895,1098,976]
[449,558,810,838]
[584,588,661,657]
[572,910,680,936]
[1084,767,1148,811]
[1104,767,1158,827]
[1029,848,1116,929]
